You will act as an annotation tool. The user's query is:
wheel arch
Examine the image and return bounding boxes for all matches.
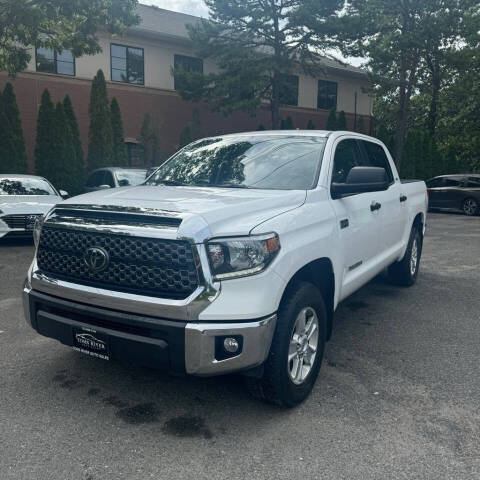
[280,258,335,341]
[412,212,425,237]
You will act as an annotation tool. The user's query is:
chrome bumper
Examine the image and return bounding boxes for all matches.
[185,315,276,376]
[23,284,276,377]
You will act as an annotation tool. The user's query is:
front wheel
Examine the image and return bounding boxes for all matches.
[245,282,327,407]
[388,226,422,286]
[462,198,478,216]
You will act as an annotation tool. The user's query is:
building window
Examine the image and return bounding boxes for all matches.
[36,47,75,76]
[111,44,144,85]
[278,74,299,107]
[318,80,337,110]
[174,54,203,89]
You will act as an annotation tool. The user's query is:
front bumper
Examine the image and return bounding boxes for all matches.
[23,286,276,376]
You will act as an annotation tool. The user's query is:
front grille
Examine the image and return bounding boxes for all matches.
[2,214,40,230]
[37,226,200,299]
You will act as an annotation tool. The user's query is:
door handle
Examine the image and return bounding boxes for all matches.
[400,195,407,202]
[370,201,382,212]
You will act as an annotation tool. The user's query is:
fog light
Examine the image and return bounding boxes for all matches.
[223,337,239,353]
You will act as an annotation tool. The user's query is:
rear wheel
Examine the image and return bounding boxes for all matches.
[462,198,478,216]
[245,282,327,407]
[388,226,422,287]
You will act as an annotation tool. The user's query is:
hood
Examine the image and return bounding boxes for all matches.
[62,185,306,237]
[0,195,62,215]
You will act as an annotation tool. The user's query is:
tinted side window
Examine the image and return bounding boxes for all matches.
[444,177,461,187]
[104,171,116,188]
[332,140,362,184]
[466,177,480,188]
[426,178,445,188]
[86,171,105,188]
[360,141,394,183]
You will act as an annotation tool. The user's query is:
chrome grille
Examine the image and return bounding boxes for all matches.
[2,214,40,230]
[36,226,200,299]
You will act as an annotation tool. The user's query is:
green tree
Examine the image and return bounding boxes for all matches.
[173,0,343,129]
[52,102,75,190]
[140,114,161,167]
[35,89,56,180]
[306,120,315,130]
[339,0,476,168]
[326,108,337,130]
[337,111,347,130]
[63,95,85,194]
[87,70,113,170]
[281,116,295,130]
[256,124,266,131]
[3,83,27,172]
[110,98,128,167]
[179,109,203,148]
[356,116,365,134]
[0,0,139,76]
[0,97,17,173]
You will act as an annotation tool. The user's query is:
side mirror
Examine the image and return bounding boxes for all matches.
[331,167,389,199]
[59,190,69,198]
[97,184,111,190]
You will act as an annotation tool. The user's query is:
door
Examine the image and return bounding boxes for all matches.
[328,138,382,298]
[426,177,447,207]
[442,177,464,209]
[359,140,407,256]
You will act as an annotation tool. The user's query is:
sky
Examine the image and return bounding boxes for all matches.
[142,0,209,17]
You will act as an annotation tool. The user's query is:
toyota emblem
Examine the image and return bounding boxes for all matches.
[83,246,109,272]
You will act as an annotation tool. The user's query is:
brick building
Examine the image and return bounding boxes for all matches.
[0,4,373,171]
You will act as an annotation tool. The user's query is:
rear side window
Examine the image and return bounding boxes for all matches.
[104,171,116,188]
[86,171,105,188]
[444,177,461,187]
[331,139,363,183]
[360,141,394,183]
[465,177,480,188]
[426,178,445,188]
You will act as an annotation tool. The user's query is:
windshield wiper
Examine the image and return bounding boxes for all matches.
[156,179,189,186]
[213,182,250,189]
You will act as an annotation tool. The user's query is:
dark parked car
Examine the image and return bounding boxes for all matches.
[426,174,480,216]
[84,167,147,193]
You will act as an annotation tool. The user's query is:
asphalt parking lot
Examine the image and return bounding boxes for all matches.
[1,212,479,480]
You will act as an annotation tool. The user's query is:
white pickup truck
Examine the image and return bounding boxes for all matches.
[23,131,427,406]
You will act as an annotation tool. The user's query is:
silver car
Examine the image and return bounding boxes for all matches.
[84,167,147,193]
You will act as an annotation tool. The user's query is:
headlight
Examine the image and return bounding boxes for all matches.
[33,215,45,248]
[206,233,280,281]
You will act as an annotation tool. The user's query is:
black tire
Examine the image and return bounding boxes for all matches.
[462,197,479,216]
[388,226,422,287]
[245,282,327,407]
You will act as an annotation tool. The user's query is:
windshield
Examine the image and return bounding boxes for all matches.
[116,170,147,187]
[0,177,57,196]
[145,135,326,190]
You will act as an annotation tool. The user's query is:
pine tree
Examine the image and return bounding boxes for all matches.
[87,69,113,169]
[0,96,17,174]
[3,83,27,173]
[326,108,337,130]
[35,89,56,180]
[282,116,295,130]
[110,97,128,167]
[356,116,365,134]
[306,120,315,130]
[337,110,347,130]
[63,95,85,195]
[257,124,266,131]
[51,101,73,190]
[179,125,193,148]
